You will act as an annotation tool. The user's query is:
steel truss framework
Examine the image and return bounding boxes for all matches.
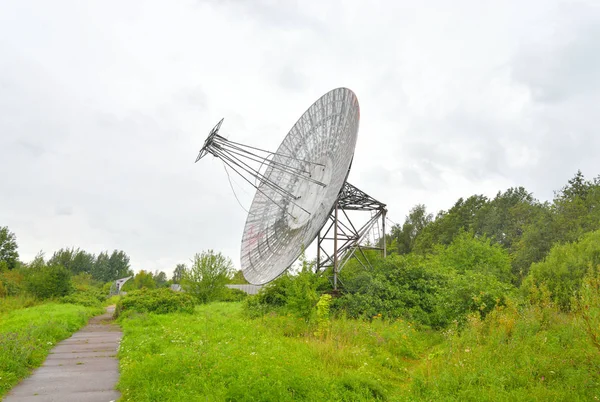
[317,182,387,290]
[195,118,327,218]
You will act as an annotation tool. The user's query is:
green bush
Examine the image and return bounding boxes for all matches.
[254,274,294,308]
[61,287,105,308]
[0,270,25,297]
[219,287,248,302]
[244,270,325,320]
[183,250,234,304]
[114,288,196,318]
[574,267,600,352]
[24,265,72,299]
[334,254,447,326]
[334,235,516,328]
[525,229,600,310]
[285,270,321,320]
[433,231,513,283]
[438,271,515,325]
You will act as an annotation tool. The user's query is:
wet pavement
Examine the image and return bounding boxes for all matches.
[3,306,122,402]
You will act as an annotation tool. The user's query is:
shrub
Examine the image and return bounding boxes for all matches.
[285,270,320,320]
[0,270,25,297]
[254,274,294,308]
[244,270,325,320]
[24,264,72,299]
[433,231,513,283]
[525,229,600,310]
[71,273,101,290]
[183,250,234,304]
[334,254,447,326]
[114,288,196,318]
[132,270,156,289]
[219,287,247,302]
[438,271,515,325]
[61,286,105,308]
[335,243,515,328]
[314,294,332,337]
[574,266,600,353]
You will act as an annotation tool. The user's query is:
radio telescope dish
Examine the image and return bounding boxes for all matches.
[240,88,359,284]
[196,88,362,285]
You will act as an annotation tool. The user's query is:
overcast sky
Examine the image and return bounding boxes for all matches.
[1,0,599,276]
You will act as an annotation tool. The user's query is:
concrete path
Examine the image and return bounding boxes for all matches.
[4,306,122,402]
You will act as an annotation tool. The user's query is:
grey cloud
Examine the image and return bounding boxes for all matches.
[55,205,73,216]
[13,140,47,157]
[399,167,427,190]
[359,166,393,188]
[512,19,600,103]
[206,0,326,32]
[174,86,208,109]
[277,66,308,92]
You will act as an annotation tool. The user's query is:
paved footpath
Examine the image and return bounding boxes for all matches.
[4,306,122,402]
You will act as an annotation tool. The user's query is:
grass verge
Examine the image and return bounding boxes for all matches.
[117,302,438,401]
[117,301,600,401]
[0,295,39,315]
[408,302,600,401]
[0,302,102,397]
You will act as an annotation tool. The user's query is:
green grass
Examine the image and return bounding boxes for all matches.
[117,302,600,401]
[0,302,102,397]
[0,295,39,314]
[408,303,600,401]
[117,303,438,401]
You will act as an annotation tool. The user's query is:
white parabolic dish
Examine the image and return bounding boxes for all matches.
[241,88,360,284]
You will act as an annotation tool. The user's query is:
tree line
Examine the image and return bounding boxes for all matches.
[387,170,600,283]
[0,225,248,301]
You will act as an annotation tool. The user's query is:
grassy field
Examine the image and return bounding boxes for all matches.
[117,302,600,401]
[0,301,102,397]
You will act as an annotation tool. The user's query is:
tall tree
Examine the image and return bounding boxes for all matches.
[0,226,19,270]
[133,270,156,289]
[48,247,95,274]
[71,249,96,275]
[413,195,489,254]
[153,270,168,287]
[48,248,75,271]
[93,251,111,282]
[512,171,600,280]
[172,263,187,283]
[108,250,133,280]
[478,187,541,251]
[389,204,433,255]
